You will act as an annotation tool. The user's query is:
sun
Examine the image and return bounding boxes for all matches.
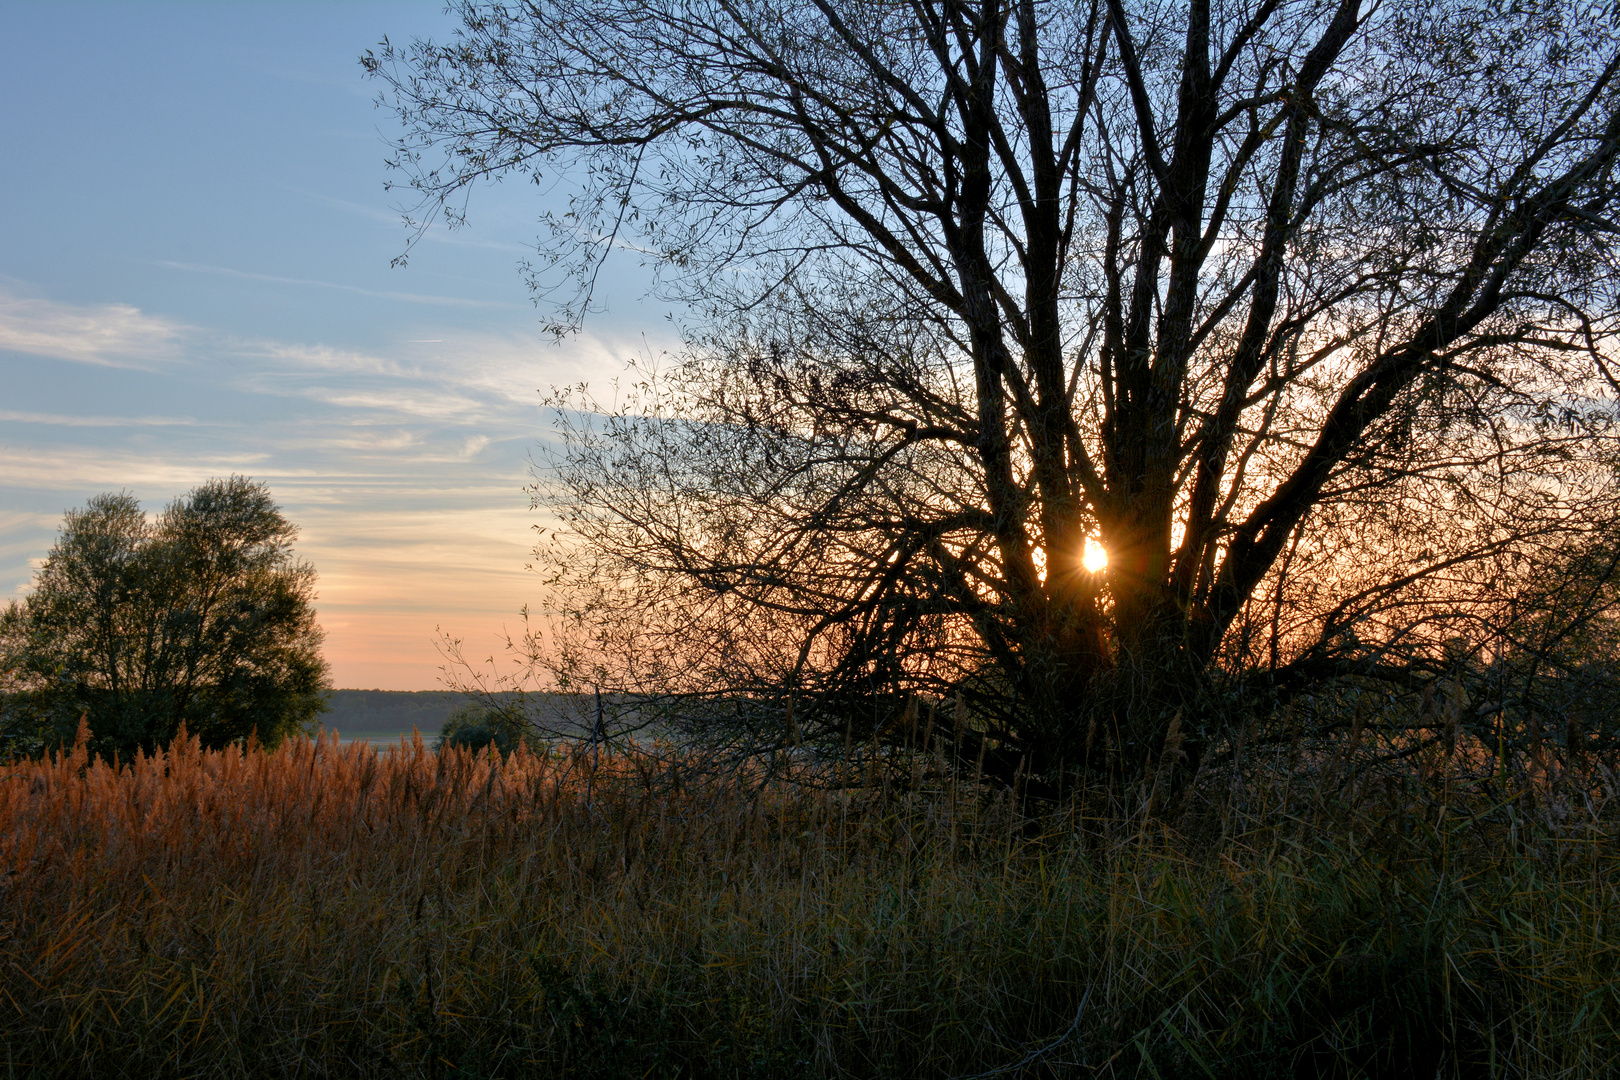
[1082,537,1108,574]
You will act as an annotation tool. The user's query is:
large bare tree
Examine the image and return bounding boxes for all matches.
[370,0,1620,784]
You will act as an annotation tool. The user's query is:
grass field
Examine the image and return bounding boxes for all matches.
[1,723,1616,1078]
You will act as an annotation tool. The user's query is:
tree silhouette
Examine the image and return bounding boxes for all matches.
[370,0,1620,784]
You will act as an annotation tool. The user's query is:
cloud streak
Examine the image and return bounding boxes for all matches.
[156,259,523,309]
[281,186,535,255]
[0,291,187,368]
[0,409,213,429]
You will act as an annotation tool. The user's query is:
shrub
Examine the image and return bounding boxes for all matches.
[433,702,540,757]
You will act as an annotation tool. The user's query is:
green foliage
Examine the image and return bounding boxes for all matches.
[0,477,329,758]
[434,702,541,757]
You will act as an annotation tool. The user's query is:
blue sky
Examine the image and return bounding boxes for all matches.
[0,2,668,689]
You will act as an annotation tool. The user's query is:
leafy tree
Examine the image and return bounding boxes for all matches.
[0,478,329,758]
[434,703,542,757]
[369,0,1620,785]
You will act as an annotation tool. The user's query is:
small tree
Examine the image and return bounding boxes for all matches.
[434,703,541,757]
[0,478,330,758]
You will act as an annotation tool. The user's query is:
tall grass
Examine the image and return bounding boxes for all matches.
[1,723,1616,1078]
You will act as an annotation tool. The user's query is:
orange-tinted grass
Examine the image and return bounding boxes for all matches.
[1,723,1617,1078]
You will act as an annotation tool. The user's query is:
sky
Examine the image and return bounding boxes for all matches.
[0,3,670,690]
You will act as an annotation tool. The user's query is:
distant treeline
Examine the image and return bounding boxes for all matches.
[318,689,527,736]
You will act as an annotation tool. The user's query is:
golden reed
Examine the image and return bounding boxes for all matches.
[1,721,1616,1077]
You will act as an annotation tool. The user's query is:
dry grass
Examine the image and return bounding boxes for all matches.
[1,723,1617,1079]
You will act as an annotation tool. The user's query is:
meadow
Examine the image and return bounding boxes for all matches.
[1,721,1616,1079]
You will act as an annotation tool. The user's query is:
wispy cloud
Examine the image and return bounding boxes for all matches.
[387,326,665,406]
[243,340,412,378]
[282,187,534,255]
[0,445,273,494]
[0,409,213,429]
[226,341,494,424]
[287,385,488,423]
[0,291,187,368]
[156,259,522,309]
[228,330,642,427]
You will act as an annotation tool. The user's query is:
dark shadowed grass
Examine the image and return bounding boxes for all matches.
[0,724,1615,1078]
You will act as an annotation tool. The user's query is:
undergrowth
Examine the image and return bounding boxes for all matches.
[0,724,1615,1078]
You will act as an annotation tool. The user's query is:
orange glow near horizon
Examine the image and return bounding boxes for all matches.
[1082,537,1108,574]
